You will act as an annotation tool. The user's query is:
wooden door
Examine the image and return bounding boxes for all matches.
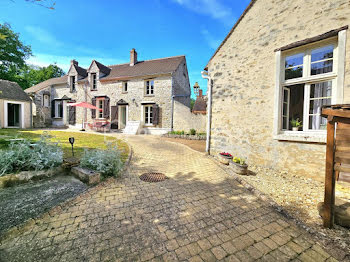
[111,106,118,129]
[68,106,76,125]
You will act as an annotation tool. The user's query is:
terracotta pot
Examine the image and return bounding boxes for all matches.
[218,154,233,165]
[229,161,248,175]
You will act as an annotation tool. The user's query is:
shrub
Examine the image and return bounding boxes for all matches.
[190,129,196,135]
[80,144,123,177]
[0,134,63,176]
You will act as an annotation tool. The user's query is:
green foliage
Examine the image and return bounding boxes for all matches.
[290,118,302,128]
[190,98,195,111]
[190,129,196,135]
[232,156,245,165]
[80,144,123,177]
[0,134,63,176]
[0,23,32,87]
[23,64,65,88]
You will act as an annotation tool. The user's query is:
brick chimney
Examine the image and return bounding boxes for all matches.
[130,48,137,66]
[198,89,203,98]
[71,59,78,66]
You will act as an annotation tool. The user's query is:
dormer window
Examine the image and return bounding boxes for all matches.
[70,76,76,92]
[91,73,97,90]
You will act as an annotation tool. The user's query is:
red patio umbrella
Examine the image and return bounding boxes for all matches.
[67,102,102,130]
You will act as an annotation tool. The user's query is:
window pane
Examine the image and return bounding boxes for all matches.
[283,103,288,115]
[285,66,303,80]
[309,115,327,130]
[311,45,333,62]
[311,60,333,75]
[285,53,304,68]
[310,81,332,98]
[282,117,288,130]
[283,90,288,102]
[309,98,331,114]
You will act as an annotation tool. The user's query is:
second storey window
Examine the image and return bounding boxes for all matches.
[91,73,97,90]
[122,82,128,93]
[70,76,76,92]
[281,41,337,132]
[43,94,50,107]
[145,80,154,95]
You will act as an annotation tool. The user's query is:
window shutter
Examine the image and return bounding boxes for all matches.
[69,106,76,125]
[104,97,110,119]
[51,100,55,118]
[152,104,159,125]
[91,98,96,119]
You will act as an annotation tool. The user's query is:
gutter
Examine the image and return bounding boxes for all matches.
[201,70,212,154]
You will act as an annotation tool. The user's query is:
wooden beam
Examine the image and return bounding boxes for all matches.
[322,108,350,119]
[324,118,336,228]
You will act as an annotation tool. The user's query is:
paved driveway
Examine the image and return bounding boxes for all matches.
[0,135,337,261]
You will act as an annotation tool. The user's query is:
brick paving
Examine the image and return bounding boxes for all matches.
[0,135,338,261]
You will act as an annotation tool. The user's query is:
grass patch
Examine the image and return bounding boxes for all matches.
[0,129,129,162]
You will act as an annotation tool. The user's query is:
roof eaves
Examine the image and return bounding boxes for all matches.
[204,0,257,70]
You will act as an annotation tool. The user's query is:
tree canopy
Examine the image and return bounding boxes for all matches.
[0,23,65,89]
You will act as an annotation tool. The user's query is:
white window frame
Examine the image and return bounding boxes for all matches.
[70,76,76,92]
[97,98,104,119]
[145,80,154,96]
[122,81,128,93]
[144,105,153,126]
[91,73,97,90]
[273,30,347,143]
[55,100,63,118]
[43,94,50,107]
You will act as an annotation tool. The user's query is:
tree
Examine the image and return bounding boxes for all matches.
[0,23,32,86]
[25,0,56,9]
[190,98,195,111]
[24,64,65,87]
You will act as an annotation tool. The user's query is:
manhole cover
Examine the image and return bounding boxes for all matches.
[140,172,168,182]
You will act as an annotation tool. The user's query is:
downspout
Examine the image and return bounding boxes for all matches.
[171,76,174,130]
[201,70,212,155]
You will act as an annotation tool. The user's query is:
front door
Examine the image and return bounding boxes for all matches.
[7,103,21,127]
[118,105,127,129]
[111,106,118,129]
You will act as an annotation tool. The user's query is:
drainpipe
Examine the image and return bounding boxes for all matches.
[201,70,212,155]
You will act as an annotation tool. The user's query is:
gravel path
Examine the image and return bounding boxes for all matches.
[234,164,350,257]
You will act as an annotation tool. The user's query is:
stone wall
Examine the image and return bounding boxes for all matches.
[207,0,350,181]
[31,87,53,128]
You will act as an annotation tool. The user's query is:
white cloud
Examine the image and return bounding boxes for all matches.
[25,25,64,48]
[172,0,235,24]
[201,29,221,49]
[27,53,124,72]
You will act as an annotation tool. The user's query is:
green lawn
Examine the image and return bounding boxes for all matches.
[0,129,129,161]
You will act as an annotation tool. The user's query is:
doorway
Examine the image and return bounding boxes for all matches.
[7,103,21,127]
[118,105,127,129]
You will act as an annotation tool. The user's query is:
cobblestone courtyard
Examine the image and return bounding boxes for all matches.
[0,135,338,261]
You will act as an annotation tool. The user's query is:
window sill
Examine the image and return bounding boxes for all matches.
[273,131,326,143]
[122,92,128,94]
[144,95,155,97]
[144,124,155,127]
[53,117,63,119]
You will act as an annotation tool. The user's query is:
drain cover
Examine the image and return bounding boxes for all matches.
[140,172,168,182]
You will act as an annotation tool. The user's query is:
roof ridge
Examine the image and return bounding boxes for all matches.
[107,55,185,67]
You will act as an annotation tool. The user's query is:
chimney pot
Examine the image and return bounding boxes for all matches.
[71,59,78,66]
[130,48,137,66]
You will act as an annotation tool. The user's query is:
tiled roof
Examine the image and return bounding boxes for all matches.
[101,55,185,81]
[192,96,207,113]
[26,55,185,93]
[24,75,67,93]
[0,79,31,102]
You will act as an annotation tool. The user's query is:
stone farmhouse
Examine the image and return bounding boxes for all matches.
[203,0,350,181]
[25,49,204,134]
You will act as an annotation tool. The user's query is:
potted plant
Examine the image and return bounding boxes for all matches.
[290,118,302,131]
[230,156,248,175]
[218,152,233,165]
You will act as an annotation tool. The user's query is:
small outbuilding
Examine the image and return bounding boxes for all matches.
[0,79,32,128]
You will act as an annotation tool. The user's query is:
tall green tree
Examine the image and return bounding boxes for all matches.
[0,23,32,87]
[24,64,65,87]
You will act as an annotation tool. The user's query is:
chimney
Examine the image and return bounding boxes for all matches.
[198,89,203,98]
[71,59,78,66]
[130,48,137,66]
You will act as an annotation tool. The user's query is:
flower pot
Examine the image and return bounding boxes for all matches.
[229,161,248,175]
[292,127,299,131]
[218,154,233,165]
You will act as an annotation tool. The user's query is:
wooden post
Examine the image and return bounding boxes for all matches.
[324,116,336,228]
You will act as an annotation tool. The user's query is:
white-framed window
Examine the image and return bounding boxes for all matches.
[122,81,128,93]
[145,80,154,95]
[70,76,76,92]
[97,98,104,118]
[274,30,347,143]
[91,73,97,90]
[43,94,50,107]
[144,105,153,125]
[55,100,63,118]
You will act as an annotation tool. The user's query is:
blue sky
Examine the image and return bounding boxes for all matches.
[0,0,250,97]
